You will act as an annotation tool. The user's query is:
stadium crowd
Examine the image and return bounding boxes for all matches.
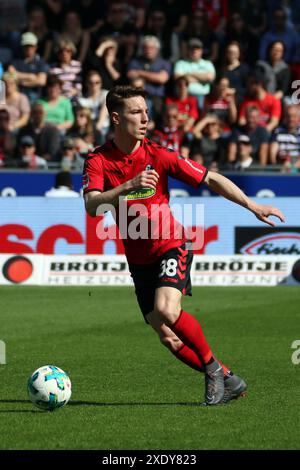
[0,0,300,173]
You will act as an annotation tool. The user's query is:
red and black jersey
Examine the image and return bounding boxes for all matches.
[83,138,208,264]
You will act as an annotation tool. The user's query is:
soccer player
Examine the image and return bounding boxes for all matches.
[83,86,285,405]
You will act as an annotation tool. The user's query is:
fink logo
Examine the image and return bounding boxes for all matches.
[0,340,6,364]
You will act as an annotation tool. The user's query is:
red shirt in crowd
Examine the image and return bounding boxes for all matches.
[191,0,229,30]
[239,93,282,127]
[150,127,185,152]
[165,95,199,129]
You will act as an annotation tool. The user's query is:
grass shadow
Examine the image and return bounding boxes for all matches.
[69,400,201,407]
[0,399,201,409]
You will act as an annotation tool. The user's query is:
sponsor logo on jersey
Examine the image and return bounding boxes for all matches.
[125,188,156,200]
[145,164,154,171]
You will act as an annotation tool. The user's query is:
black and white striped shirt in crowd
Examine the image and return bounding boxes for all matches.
[271,125,300,161]
[50,60,82,98]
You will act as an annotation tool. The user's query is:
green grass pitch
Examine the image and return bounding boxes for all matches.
[0,285,300,450]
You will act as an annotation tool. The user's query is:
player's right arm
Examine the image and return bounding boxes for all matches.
[83,157,159,216]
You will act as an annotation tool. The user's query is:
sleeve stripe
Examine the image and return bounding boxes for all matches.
[184,158,205,174]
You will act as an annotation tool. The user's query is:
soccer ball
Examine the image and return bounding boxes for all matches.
[27,365,72,411]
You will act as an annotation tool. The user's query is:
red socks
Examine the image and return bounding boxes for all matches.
[170,310,213,364]
[173,344,204,372]
[170,310,231,376]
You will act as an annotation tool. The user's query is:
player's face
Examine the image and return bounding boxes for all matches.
[116,96,149,140]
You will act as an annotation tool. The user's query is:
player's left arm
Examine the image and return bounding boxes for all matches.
[159,146,284,226]
[204,170,285,226]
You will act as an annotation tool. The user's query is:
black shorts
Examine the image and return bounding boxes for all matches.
[129,243,193,319]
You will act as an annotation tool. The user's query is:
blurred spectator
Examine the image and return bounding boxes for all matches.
[270,105,300,171]
[59,9,90,65]
[17,134,48,169]
[221,41,249,104]
[128,76,146,89]
[191,113,226,169]
[0,42,13,69]
[188,146,205,165]
[228,105,270,166]
[25,4,54,62]
[0,0,27,31]
[45,171,80,197]
[0,72,30,132]
[224,11,259,65]
[0,0,27,61]
[174,38,216,110]
[0,109,16,167]
[8,32,49,102]
[18,102,61,161]
[91,1,139,65]
[234,134,255,170]
[287,0,300,33]
[238,71,282,133]
[149,104,184,152]
[45,170,80,197]
[180,8,219,63]
[67,106,101,154]
[281,0,300,33]
[50,38,82,99]
[203,75,237,136]
[165,76,199,133]
[126,0,147,31]
[149,0,190,34]
[37,75,74,132]
[59,136,84,171]
[88,39,121,90]
[191,0,228,35]
[242,0,267,38]
[256,41,291,100]
[127,35,172,120]
[259,7,299,63]
[27,0,68,31]
[143,8,180,63]
[79,70,110,142]
[72,0,107,32]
